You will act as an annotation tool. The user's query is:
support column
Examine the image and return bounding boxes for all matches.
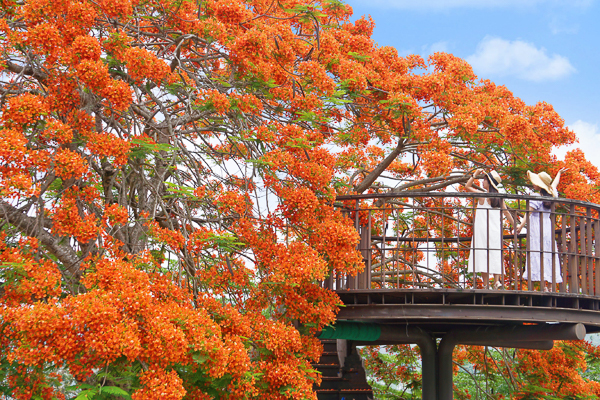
[438,323,586,400]
[378,326,438,400]
[417,333,438,400]
[320,322,585,400]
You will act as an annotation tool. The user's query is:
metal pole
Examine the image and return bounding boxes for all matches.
[540,205,544,292]
[580,216,587,294]
[438,323,585,400]
[438,335,455,400]
[587,208,593,294]
[378,326,438,400]
[527,200,532,290]
[551,202,556,291]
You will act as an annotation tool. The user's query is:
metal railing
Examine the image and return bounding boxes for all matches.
[323,192,600,295]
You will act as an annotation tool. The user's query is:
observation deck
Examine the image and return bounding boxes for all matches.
[316,192,600,400]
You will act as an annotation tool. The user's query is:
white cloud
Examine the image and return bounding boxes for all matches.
[553,120,600,169]
[422,41,450,55]
[549,17,579,35]
[352,0,592,11]
[466,37,575,82]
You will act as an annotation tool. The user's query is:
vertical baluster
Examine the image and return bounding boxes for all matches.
[512,200,521,290]
[458,204,462,289]
[526,200,532,291]
[472,195,477,288]
[569,204,578,294]
[396,206,401,289]
[595,213,600,296]
[367,209,372,289]
[396,245,400,289]
[412,199,417,289]
[539,204,544,293]
[441,203,445,288]
[358,222,368,290]
[335,214,340,290]
[551,202,556,292]
[382,210,388,289]
[517,197,523,291]
[500,198,504,290]
[587,208,593,295]
[345,208,352,290]
[486,205,490,290]
[560,205,568,293]
[424,203,428,289]
[577,212,588,294]
[348,200,359,290]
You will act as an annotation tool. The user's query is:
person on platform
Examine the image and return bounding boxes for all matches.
[516,168,567,291]
[465,169,515,289]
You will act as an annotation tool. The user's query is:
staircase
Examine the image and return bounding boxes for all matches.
[313,339,374,400]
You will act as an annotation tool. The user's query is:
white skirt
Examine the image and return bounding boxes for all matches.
[468,202,503,274]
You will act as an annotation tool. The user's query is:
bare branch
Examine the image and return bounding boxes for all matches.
[0,200,80,275]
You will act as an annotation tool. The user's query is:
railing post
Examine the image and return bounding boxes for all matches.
[486,206,490,290]
[425,202,430,290]
[569,204,578,294]
[526,200,532,291]
[472,196,477,289]
[394,207,400,289]
[580,213,587,294]
[551,202,556,292]
[594,218,600,296]
[560,206,567,293]
[540,203,544,293]
[357,211,372,290]
[500,202,504,289]
[441,205,445,288]
[367,209,372,288]
[586,208,593,295]
[348,199,360,290]
[595,216,600,296]
[513,206,519,290]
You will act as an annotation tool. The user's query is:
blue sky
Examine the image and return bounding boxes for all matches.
[344,0,600,167]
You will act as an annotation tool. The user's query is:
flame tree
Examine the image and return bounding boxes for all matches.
[0,0,599,399]
[362,341,600,399]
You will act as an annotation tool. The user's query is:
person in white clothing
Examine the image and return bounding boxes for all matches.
[465,169,515,289]
[516,168,567,291]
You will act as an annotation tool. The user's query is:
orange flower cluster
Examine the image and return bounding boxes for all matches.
[52,195,99,243]
[453,342,600,399]
[1,0,599,398]
[121,47,172,85]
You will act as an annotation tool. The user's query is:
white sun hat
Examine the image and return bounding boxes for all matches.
[527,170,554,196]
[486,170,502,191]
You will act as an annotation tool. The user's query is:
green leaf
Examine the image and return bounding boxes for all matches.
[348,51,371,62]
[192,352,209,364]
[131,139,176,153]
[164,181,194,196]
[279,384,295,395]
[99,386,131,399]
[74,389,97,400]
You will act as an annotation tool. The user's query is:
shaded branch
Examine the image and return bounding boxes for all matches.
[0,200,80,275]
[403,174,471,193]
[354,139,406,194]
[4,60,48,81]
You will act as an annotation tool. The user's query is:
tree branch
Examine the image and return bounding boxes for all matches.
[403,174,470,193]
[4,60,48,81]
[0,200,80,275]
[354,139,405,194]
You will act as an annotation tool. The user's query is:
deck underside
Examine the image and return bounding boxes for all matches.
[335,289,600,334]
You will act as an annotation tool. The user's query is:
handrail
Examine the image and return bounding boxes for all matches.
[335,191,600,211]
[325,192,600,296]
